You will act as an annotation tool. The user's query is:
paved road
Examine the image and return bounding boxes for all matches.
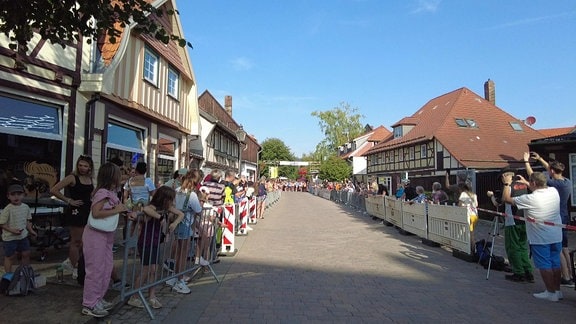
[162,192,574,323]
[4,192,574,323]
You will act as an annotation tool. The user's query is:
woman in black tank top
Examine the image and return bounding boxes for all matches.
[50,155,94,278]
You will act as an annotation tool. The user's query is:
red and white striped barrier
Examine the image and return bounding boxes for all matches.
[477,207,576,231]
[237,198,249,235]
[220,203,237,255]
[248,197,257,224]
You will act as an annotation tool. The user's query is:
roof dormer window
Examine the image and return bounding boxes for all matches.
[510,121,523,131]
[455,118,468,127]
[454,118,477,128]
[393,126,403,138]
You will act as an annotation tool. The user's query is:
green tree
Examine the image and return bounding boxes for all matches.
[311,102,365,161]
[259,138,296,179]
[319,156,351,182]
[0,0,192,51]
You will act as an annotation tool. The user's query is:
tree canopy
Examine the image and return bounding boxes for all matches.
[0,0,192,51]
[318,156,352,182]
[258,138,297,179]
[311,102,365,161]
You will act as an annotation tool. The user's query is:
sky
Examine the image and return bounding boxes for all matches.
[178,0,576,157]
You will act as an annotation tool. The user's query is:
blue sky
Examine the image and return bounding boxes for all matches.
[179,0,576,157]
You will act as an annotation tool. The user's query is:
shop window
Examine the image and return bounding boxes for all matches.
[106,122,145,171]
[0,94,60,138]
[157,137,177,185]
[0,94,62,207]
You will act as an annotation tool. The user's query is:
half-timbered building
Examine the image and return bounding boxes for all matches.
[364,80,544,205]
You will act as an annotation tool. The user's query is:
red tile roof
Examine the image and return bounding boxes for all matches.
[537,126,575,138]
[365,87,545,169]
[97,0,191,79]
[368,125,392,142]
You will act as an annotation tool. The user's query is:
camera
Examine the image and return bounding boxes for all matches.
[514,175,521,181]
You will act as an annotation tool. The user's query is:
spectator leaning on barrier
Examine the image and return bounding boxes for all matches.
[129,186,184,309]
[410,186,427,203]
[203,169,225,207]
[223,170,237,205]
[503,172,563,302]
[431,182,448,204]
[395,181,405,199]
[403,180,417,201]
[487,167,534,283]
[525,152,574,288]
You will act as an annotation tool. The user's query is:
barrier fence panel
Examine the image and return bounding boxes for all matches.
[236,198,249,235]
[374,196,386,220]
[427,204,471,254]
[400,202,428,238]
[365,196,377,216]
[248,197,257,224]
[385,196,403,227]
[118,208,219,319]
[219,204,237,256]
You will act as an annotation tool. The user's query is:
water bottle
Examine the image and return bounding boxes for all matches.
[56,266,64,283]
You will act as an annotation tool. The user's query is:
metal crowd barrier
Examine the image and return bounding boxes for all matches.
[314,189,472,255]
[117,207,220,320]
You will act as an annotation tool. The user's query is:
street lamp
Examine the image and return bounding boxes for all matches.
[236,125,247,173]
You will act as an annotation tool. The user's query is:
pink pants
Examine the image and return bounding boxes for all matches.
[82,226,115,308]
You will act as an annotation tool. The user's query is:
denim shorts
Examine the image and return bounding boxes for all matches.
[3,238,30,257]
[173,222,192,240]
[531,242,562,270]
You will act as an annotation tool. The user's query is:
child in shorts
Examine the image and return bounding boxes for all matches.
[0,184,37,273]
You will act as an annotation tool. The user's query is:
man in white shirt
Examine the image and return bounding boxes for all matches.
[503,172,562,302]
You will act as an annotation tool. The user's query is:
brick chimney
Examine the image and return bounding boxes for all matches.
[484,79,495,105]
[224,95,232,116]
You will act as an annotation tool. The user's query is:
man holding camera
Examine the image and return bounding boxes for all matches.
[488,167,533,283]
[503,171,562,301]
[525,152,574,287]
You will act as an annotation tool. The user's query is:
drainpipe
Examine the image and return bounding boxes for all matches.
[84,93,101,155]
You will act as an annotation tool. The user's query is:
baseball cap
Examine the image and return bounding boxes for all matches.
[499,166,516,178]
[8,184,24,194]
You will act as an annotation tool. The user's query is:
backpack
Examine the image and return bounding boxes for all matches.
[475,239,508,271]
[7,265,35,296]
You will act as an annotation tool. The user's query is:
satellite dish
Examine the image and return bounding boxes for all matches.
[525,116,536,126]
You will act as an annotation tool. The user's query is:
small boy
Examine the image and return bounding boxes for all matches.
[0,184,37,273]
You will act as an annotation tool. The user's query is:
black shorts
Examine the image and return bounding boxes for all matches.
[562,229,568,248]
[138,245,159,266]
[63,206,90,227]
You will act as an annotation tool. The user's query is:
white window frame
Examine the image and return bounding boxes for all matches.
[167,67,179,99]
[143,48,159,85]
[409,146,415,160]
[106,118,146,155]
[420,144,427,158]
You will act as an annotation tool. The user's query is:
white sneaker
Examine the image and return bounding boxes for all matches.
[165,278,177,287]
[172,280,191,294]
[98,299,114,311]
[72,268,78,280]
[199,257,210,266]
[533,291,558,302]
[556,290,564,300]
[62,258,74,272]
[246,225,254,231]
